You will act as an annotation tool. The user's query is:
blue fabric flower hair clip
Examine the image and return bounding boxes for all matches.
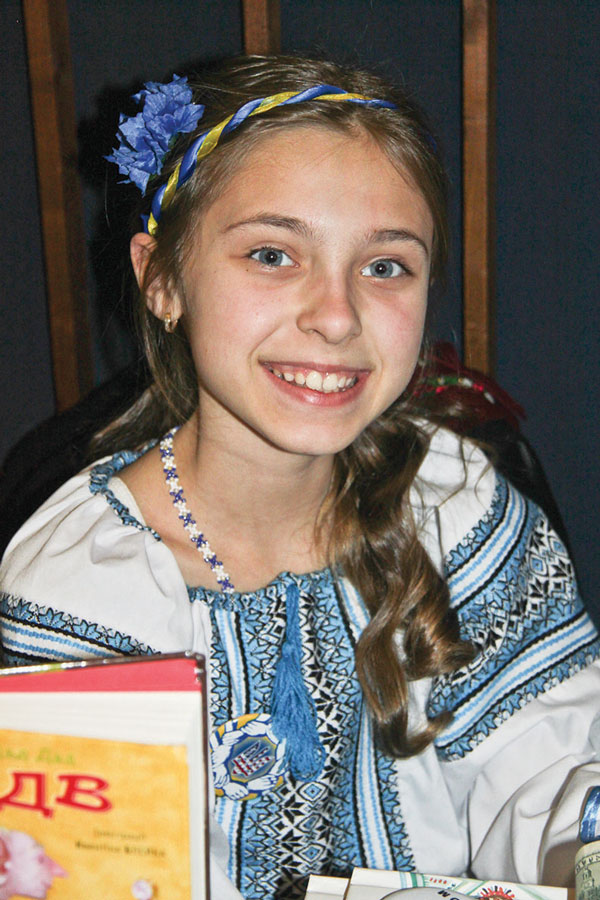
[106,75,205,194]
[107,74,398,234]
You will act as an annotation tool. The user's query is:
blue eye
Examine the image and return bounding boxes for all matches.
[360,259,405,278]
[250,247,294,267]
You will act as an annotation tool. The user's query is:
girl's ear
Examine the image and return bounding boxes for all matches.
[130,232,183,322]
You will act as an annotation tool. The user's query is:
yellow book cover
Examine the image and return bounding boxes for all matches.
[0,653,208,900]
[0,729,190,899]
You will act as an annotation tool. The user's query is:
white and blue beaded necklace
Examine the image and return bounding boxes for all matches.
[159,427,235,593]
[158,425,326,781]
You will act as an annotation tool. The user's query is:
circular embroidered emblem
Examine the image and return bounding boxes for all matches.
[210,713,286,801]
[479,888,516,900]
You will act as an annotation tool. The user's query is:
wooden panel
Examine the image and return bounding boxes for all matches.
[462,0,496,375]
[23,0,93,411]
[242,0,281,55]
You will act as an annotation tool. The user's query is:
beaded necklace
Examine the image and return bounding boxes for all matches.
[159,428,234,593]
[158,427,325,780]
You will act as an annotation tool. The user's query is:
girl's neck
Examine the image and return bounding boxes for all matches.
[156,415,335,592]
[179,415,334,521]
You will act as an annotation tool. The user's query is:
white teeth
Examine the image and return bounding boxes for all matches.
[303,370,358,393]
[322,373,338,392]
[305,370,323,391]
[269,365,357,393]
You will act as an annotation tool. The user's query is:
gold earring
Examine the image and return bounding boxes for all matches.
[164,312,178,333]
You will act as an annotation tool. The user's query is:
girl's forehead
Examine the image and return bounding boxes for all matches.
[229,123,393,177]
[203,124,432,233]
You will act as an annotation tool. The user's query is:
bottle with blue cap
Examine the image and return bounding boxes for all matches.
[575,787,600,900]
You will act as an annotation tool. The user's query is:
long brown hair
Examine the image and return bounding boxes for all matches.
[97,55,473,756]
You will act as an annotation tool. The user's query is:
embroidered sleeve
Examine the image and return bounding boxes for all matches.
[0,590,156,667]
[429,474,600,760]
[0,452,200,668]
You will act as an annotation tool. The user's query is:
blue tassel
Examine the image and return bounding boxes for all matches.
[270,583,325,780]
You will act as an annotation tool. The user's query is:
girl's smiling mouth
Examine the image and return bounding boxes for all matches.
[261,362,367,395]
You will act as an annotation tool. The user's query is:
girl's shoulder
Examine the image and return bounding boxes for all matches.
[412,427,599,765]
[415,424,493,496]
[410,425,496,566]
[0,449,193,661]
[1,449,153,577]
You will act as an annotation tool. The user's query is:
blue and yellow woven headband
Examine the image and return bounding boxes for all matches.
[106,77,396,236]
[147,85,396,235]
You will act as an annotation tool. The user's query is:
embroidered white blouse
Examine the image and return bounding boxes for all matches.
[0,427,598,899]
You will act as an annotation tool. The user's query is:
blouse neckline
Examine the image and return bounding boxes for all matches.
[88,446,335,601]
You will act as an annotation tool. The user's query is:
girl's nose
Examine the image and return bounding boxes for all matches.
[296,275,361,344]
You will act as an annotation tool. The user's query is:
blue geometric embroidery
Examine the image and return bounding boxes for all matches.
[190,571,413,900]
[429,475,600,760]
[0,445,166,668]
[5,439,594,888]
[88,445,161,539]
[0,591,156,666]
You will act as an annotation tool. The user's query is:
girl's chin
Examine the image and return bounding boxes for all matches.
[256,421,369,459]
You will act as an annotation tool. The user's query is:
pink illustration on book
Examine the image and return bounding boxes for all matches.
[0,829,67,899]
[131,880,154,900]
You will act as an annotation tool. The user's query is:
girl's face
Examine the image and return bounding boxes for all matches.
[167,126,433,461]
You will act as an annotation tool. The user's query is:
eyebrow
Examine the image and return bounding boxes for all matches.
[223,215,430,257]
[367,228,430,258]
[223,214,316,240]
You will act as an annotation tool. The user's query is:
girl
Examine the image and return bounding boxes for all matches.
[1,55,599,900]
